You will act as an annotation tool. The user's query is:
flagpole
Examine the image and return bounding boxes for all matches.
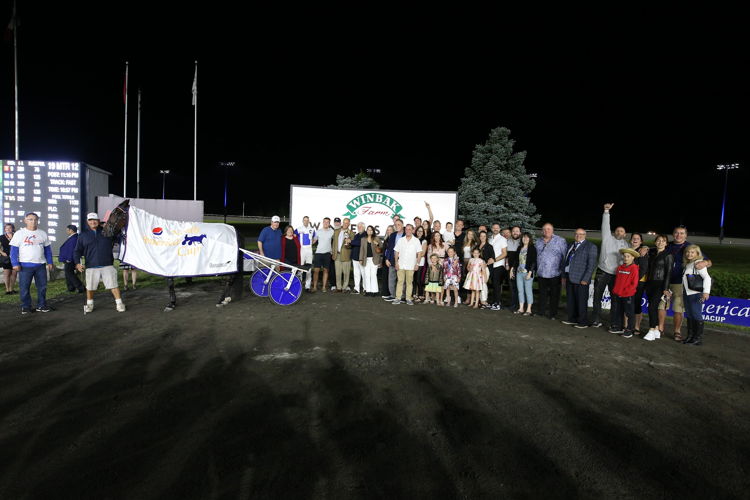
[136,87,141,198]
[12,0,19,160]
[193,60,198,200]
[123,61,129,197]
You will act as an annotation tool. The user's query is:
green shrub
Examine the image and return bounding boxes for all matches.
[708,271,750,299]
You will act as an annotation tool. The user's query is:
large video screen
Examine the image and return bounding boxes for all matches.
[1,160,82,252]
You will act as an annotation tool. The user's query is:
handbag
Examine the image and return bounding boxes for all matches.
[684,264,704,292]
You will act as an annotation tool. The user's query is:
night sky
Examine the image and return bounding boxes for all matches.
[1,4,748,236]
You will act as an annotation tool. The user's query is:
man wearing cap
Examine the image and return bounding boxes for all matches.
[257,216,282,260]
[10,212,54,314]
[74,213,126,313]
[59,224,85,293]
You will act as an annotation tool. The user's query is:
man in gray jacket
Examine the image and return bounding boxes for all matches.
[561,229,598,328]
[590,203,628,327]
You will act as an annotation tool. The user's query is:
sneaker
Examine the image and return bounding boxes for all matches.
[491,304,501,311]
[574,324,589,329]
[654,330,661,339]
[83,304,94,314]
[591,321,603,328]
[406,300,414,305]
[643,330,657,341]
[609,328,624,334]
[457,297,462,304]
[352,289,360,295]
[383,296,395,301]
[392,300,401,305]
[21,307,32,315]
[620,331,633,339]
[330,286,336,291]
[36,305,52,313]
[116,302,126,312]
[561,320,577,325]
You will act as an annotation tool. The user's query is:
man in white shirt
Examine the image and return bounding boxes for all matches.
[10,212,54,314]
[392,224,424,305]
[489,223,508,310]
[311,217,334,293]
[294,215,316,290]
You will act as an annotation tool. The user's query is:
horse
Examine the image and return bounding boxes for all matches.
[102,200,244,311]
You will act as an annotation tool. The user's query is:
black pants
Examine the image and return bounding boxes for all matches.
[509,271,520,310]
[566,279,589,326]
[491,266,507,306]
[377,265,389,296]
[536,276,561,318]
[644,281,664,329]
[611,294,634,331]
[591,269,616,324]
[64,261,84,292]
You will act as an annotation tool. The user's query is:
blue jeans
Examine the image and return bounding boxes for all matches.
[683,291,703,321]
[516,271,534,305]
[19,264,47,309]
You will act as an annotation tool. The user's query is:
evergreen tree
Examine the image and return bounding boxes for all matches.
[328,171,380,189]
[458,127,540,229]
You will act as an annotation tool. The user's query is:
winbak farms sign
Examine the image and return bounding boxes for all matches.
[342,192,404,220]
[290,185,458,236]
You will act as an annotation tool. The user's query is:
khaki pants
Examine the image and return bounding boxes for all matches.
[396,269,415,301]
[334,260,352,290]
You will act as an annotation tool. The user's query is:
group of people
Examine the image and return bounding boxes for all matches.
[257,202,713,346]
[3,212,128,315]
[8,202,715,347]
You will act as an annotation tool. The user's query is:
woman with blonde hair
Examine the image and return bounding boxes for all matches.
[680,244,711,346]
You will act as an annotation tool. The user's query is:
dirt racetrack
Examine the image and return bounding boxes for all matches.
[1,281,749,499]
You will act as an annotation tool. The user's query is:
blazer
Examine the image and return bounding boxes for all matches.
[331,228,355,261]
[562,239,598,284]
[358,238,383,266]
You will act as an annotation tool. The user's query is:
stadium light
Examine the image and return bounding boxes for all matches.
[159,170,170,200]
[219,161,237,223]
[716,163,740,244]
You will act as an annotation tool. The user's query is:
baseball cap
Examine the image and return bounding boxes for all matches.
[333,217,341,223]
[271,215,281,223]
[87,212,99,220]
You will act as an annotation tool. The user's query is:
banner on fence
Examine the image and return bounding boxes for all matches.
[587,284,750,327]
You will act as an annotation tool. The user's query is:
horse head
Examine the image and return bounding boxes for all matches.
[102,199,130,237]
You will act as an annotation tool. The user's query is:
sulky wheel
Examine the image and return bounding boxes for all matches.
[250,268,272,297]
[268,272,303,306]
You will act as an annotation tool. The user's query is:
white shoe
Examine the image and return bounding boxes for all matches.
[457,297,462,304]
[116,302,126,312]
[83,303,94,314]
[643,330,657,341]
[654,329,661,339]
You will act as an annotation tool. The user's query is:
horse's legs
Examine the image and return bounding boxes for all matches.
[165,278,176,311]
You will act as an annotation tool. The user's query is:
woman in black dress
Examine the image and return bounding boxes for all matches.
[0,223,17,294]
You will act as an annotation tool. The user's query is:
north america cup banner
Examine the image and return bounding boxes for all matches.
[122,206,238,277]
[290,185,458,235]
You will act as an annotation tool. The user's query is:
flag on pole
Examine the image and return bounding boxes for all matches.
[192,66,197,106]
[4,2,17,42]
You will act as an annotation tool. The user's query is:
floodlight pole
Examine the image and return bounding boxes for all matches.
[716,163,740,244]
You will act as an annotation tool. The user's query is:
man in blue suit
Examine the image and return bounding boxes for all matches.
[561,228,598,328]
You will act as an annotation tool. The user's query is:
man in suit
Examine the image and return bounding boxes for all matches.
[331,217,356,292]
[561,228,598,328]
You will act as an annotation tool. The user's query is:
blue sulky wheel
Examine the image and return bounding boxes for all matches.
[250,268,272,297]
[269,272,303,306]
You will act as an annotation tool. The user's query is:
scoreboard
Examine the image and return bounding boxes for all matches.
[1,160,82,251]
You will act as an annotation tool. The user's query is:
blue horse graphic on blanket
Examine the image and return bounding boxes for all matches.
[182,234,207,245]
